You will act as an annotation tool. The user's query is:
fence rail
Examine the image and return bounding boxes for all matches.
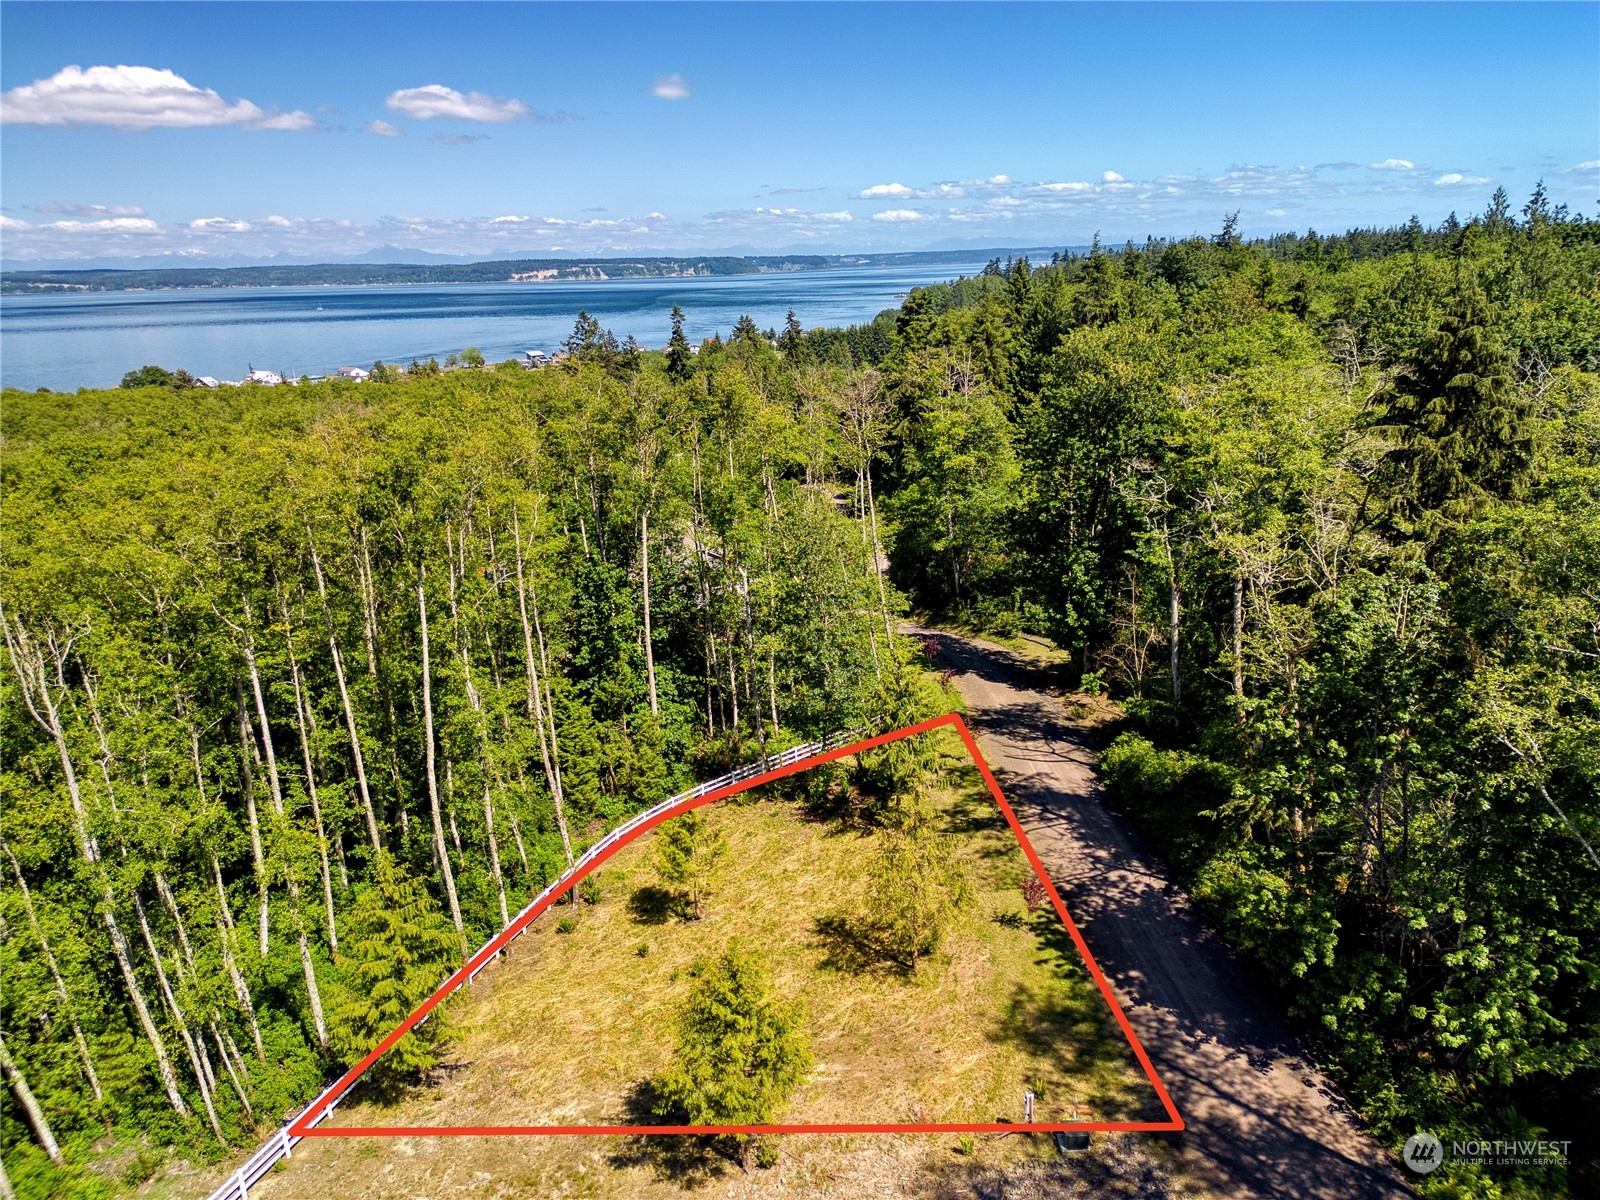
[204,728,859,1200]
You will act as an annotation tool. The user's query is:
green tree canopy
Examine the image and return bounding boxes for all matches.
[327,852,460,1085]
[653,943,811,1169]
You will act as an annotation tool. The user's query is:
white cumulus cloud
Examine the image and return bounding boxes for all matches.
[386,84,528,122]
[363,119,403,137]
[652,75,692,100]
[1101,170,1123,183]
[1433,172,1490,186]
[859,183,913,199]
[1369,158,1416,171]
[0,64,316,130]
[871,209,925,222]
[189,217,251,232]
[1,215,34,231]
[45,217,161,233]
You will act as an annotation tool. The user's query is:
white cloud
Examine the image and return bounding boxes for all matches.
[44,217,161,233]
[189,217,251,232]
[1263,208,1287,217]
[1565,160,1600,173]
[363,120,403,137]
[859,183,914,199]
[31,202,148,217]
[871,209,925,222]
[989,174,1011,185]
[816,210,853,221]
[1369,158,1416,171]
[1038,181,1091,192]
[1433,172,1490,186]
[652,75,692,101]
[0,64,316,131]
[428,132,491,145]
[1,215,33,231]
[1101,171,1123,183]
[386,84,528,122]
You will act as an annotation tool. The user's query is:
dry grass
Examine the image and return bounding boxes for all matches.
[213,731,1182,1199]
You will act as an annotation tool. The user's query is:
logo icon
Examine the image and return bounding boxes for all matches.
[1404,1133,1444,1175]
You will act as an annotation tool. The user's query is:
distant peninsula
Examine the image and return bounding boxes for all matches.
[0,255,835,294]
[0,248,1058,295]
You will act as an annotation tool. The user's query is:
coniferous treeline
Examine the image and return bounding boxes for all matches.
[858,188,1598,1198]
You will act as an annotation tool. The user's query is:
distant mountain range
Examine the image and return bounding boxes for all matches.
[0,248,1081,295]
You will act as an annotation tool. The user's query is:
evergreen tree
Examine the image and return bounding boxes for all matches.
[863,826,972,971]
[666,305,695,381]
[1378,283,1533,539]
[653,944,811,1170]
[327,852,459,1085]
[655,806,728,918]
[777,309,807,362]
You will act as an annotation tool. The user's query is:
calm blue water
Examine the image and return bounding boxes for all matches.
[0,262,989,391]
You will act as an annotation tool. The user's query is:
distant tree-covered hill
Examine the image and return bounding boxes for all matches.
[0,255,833,293]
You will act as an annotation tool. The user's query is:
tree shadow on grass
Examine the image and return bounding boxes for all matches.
[810,913,912,977]
[604,1078,734,1188]
[627,884,678,925]
[983,913,1164,1123]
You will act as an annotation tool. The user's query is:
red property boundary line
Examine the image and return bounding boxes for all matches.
[291,713,1184,1137]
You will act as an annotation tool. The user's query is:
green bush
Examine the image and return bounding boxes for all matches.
[1098,733,1236,873]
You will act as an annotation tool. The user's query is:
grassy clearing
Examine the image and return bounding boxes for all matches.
[228,729,1173,1198]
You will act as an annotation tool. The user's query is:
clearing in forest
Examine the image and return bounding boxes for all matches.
[293,716,1180,1139]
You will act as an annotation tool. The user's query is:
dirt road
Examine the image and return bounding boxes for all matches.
[919,626,1413,1200]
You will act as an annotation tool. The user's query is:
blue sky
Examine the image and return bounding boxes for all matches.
[2,2,1595,264]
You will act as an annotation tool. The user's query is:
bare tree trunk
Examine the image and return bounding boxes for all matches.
[240,669,328,1045]
[483,782,509,928]
[0,611,189,1116]
[528,577,574,868]
[133,891,225,1140]
[210,1021,253,1120]
[864,461,894,643]
[308,538,381,850]
[1169,580,1181,706]
[0,1033,62,1164]
[240,595,284,817]
[1232,573,1244,716]
[511,504,573,866]
[0,837,103,1103]
[236,688,271,955]
[417,561,467,954]
[280,590,339,951]
[642,508,659,715]
[210,853,265,1060]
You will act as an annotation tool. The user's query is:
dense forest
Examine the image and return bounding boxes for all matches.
[2,184,1596,1198]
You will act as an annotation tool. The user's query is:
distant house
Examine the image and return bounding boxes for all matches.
[522,350,551,369]
[247,369,284,386]
[194,376,219,389]
[335,366,370,382]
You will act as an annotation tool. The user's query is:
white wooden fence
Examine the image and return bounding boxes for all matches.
[204,728,861,1200]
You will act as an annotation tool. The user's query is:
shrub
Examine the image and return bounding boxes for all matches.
[555,916,577,934]
[1098,734,1235,873]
